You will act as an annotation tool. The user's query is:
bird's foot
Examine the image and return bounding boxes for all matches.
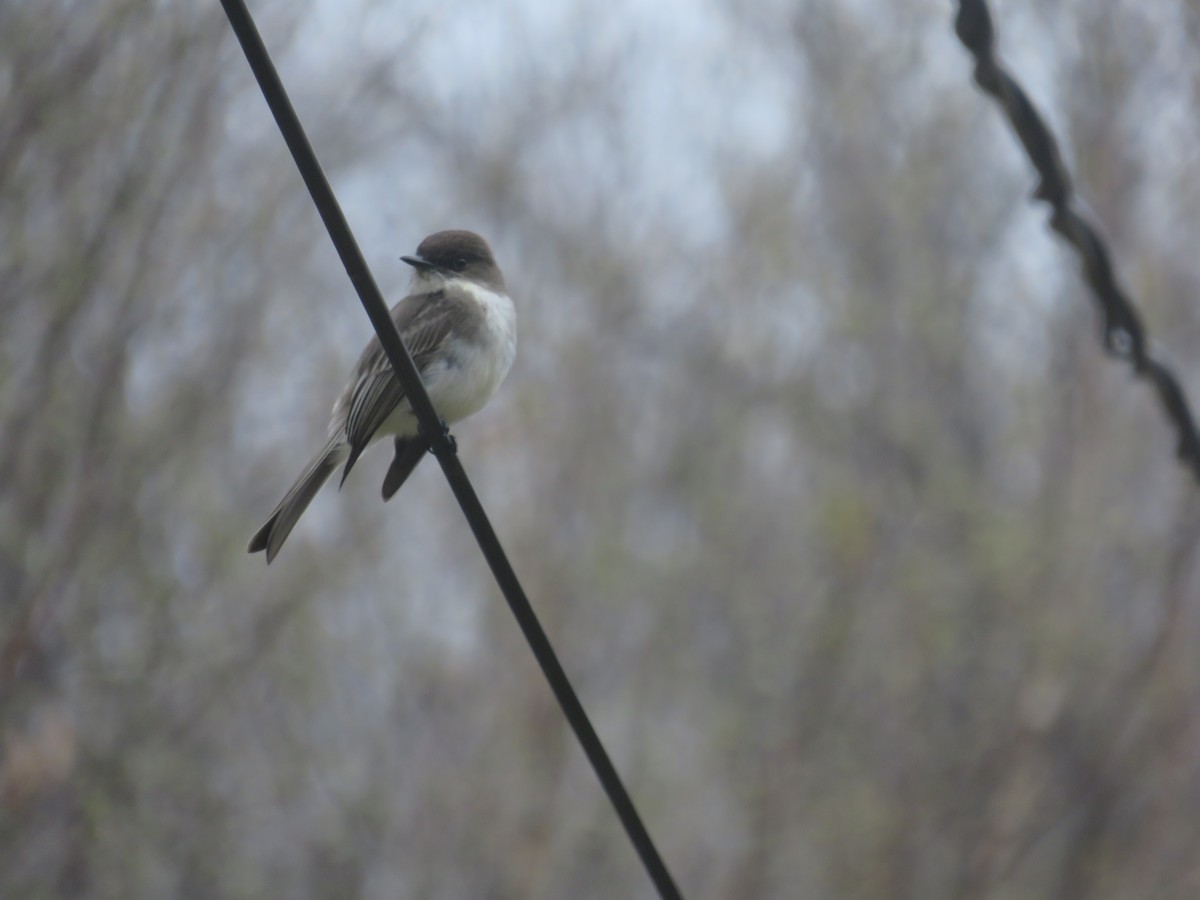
[420,419,457,458]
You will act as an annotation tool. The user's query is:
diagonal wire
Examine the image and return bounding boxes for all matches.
[217,2,683,898]
[954,0,1200,483]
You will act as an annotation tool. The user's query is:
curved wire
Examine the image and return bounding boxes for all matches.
[955,0,1200,482]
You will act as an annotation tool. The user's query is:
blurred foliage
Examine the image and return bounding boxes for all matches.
[2,0,1199,897]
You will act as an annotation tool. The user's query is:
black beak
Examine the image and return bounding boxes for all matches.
[401,254,434,271]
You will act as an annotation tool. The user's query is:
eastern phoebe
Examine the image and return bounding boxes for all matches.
[248,229,516,562]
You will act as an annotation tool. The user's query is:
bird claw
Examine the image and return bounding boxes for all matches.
[419,419,456,458]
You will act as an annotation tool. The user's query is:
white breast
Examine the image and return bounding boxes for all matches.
[420,281,517,425]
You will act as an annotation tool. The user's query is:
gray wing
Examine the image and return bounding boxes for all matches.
[333,289,468,484]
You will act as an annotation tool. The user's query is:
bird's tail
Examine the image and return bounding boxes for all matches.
[381,435,429,502]
[248,438,343,563]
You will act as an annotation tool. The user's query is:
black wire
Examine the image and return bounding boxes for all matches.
[217,2,683,897]
[954,0,1200,482]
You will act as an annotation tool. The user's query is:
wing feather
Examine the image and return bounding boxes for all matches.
[332,289,468,483]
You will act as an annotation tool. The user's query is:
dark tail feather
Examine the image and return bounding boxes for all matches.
[381,436,429,501]
[248,438,342,563]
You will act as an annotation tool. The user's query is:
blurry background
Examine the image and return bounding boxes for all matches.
[3,0,1200,897]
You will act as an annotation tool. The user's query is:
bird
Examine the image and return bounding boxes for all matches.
[248,229,516,563]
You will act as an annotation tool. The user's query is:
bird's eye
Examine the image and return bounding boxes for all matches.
[452,258,468,272]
